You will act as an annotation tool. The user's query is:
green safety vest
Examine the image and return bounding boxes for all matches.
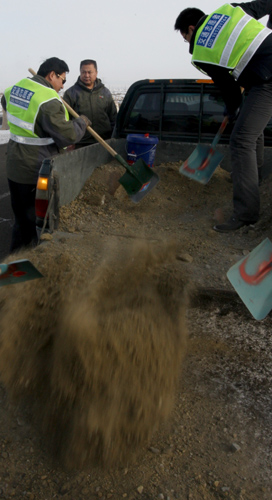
[192,3,271,79]
[5,78,69,146]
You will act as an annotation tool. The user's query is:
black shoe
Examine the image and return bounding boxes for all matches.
[213,217,255,233]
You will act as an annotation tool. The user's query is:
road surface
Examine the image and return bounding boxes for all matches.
[0,144,13,260]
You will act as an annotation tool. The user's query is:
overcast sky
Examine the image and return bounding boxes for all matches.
[1,0,270,93]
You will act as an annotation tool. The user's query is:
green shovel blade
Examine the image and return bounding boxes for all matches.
[118,158,159,202]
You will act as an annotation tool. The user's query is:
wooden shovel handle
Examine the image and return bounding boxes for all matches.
[28,68,118,158]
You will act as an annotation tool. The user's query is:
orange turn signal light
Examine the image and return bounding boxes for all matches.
[37,177,49,190]
[196,79,214,84]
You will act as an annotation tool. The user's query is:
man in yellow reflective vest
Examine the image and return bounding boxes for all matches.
[1,57,90,252]
[175,1,272,232]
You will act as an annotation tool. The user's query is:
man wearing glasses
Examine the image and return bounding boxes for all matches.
[64,59,117,148]
[1,57,90,252]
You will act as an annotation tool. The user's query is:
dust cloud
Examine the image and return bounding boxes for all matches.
[0,240,189,469]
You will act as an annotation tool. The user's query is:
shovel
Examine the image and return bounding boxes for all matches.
[227,237,272,320]
[28,68,159,203]
[0,259,43,287]
[179,116,228,184]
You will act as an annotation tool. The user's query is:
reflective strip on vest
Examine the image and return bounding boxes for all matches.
[232,28,272,78]
[7,112,35,133]
[219,15,251,67]
[10,133,55,146]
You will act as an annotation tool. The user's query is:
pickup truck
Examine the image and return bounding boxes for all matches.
[113,78,272,146]
[35,78,272,236]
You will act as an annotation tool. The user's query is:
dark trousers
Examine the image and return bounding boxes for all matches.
[8,179,38,253]
[230,80,272,222]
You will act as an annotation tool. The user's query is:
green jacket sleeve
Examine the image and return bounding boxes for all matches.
[35,99,86,147]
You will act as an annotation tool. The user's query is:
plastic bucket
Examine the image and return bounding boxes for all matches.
[126,133,159,168]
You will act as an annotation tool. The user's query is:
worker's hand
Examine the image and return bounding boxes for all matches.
[223,106,240,124]
[80,115,92,127]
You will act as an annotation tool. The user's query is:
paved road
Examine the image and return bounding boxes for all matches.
[0,144,13,260]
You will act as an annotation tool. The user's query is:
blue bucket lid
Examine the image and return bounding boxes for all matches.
[127,133,159,145]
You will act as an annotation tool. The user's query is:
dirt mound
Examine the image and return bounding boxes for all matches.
[0,157,272,498]
[0,240,189,469]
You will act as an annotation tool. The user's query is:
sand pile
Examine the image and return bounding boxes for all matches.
[0,240,189,469]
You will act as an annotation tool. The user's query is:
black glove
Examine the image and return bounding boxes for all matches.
[80,115,92,127]
[223,106,240,124]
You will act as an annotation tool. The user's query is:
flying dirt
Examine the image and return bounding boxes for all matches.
[0,239,189,469]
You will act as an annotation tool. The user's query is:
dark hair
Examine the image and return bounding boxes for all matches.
[174,8,205,34]
[37,57,69,77]
[80,59,97,70]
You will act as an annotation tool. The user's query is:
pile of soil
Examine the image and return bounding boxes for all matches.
[0,159,271,499]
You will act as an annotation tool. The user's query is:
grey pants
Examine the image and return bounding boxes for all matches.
[230,80,272,222]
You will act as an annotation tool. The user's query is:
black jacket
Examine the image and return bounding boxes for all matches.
[64,78,117,146]
[189,0,272,114]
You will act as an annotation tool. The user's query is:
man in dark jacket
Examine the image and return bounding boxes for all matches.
[175,1,272,232]
[1,57,90,252]
[63,59,117,148]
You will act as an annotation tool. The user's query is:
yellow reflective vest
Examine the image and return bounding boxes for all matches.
[192,3,271,79]
[5,78,69,146]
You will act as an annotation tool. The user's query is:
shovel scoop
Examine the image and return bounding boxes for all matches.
[0,259,43,287]
[179,116,228,184]
[115,154,159,202]
[227,237,272,320]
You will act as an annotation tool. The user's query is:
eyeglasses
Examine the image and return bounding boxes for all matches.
[182,33,189,43]
[56,73,66,84]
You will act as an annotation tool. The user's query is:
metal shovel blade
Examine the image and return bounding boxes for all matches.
[118,158,159,203]
[179,144,224,184]
[179,116,228,184]
[0,259,43,287]
[227,238,272,320]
